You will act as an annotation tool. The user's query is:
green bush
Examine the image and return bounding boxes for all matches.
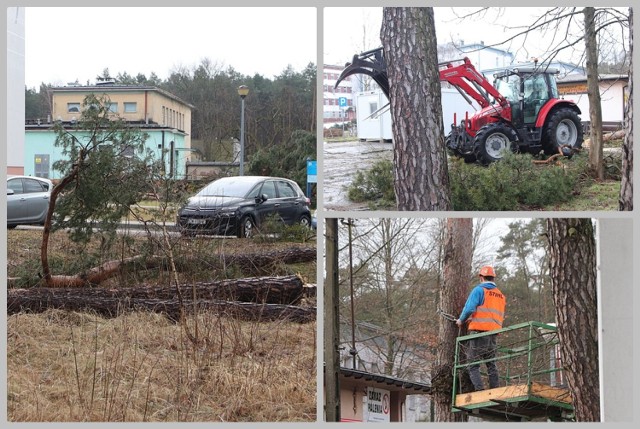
[347,159,395,209]
[254,214,316,243]
[450,152,586,211]
[345,152,588,211]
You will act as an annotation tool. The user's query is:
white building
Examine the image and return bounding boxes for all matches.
[323,64,356,126]
[557,74,629,125]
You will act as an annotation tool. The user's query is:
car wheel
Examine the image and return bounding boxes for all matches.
[238,215,256,238]
[299,214,312,228]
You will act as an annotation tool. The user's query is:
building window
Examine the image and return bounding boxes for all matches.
[67,103,80,113]
[124,102,137,113]
[107,102,117,113]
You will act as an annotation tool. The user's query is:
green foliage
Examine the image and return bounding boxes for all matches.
[347,159,395,209]
[450,152,586,211]
[52,94,159,243]
[254,214,315,244]
[248,129,316,189]
[162,61,316,163]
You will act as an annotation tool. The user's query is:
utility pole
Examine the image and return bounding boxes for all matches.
[324,218,341,422]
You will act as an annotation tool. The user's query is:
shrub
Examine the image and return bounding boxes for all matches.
[345,153,587,211]
[450,152,585,211]
[254,214,316,243]
[347,159,395,209]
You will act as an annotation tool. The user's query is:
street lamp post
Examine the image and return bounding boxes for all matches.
[238,85,249,176]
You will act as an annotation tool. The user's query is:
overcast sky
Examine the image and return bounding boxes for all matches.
[323,7,628,68]
[24,7,316,88]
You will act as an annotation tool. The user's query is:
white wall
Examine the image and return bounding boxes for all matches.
[355,88,480,141]
[564,81,627,123]
[6,7,25,174]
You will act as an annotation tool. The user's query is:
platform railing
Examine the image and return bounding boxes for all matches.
[451,321,565,409]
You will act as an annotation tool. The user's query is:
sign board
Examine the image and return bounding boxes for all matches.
[338,96,347,107]
[366,387,390,423]
[306,159,317,183]
[558,82,588,95]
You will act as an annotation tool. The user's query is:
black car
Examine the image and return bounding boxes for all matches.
[176,176,312,238]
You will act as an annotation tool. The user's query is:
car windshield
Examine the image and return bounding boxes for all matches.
[196,177,259,198]
[494,74,520,104]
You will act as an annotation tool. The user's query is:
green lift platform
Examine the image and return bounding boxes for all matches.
[452,321,574,421]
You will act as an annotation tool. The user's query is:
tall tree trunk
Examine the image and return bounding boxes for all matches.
[380,7,452,210]
[547,218,600,421]
[382,219,396,375]
[584,7,605,180]
[433,218,472,421]
[619,7,633,210]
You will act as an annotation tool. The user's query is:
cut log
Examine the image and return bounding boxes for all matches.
[8,275,318,323]
[41,246,316,287]
[177,246,317,276]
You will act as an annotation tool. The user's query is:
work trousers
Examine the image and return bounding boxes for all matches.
[466,332,499,391]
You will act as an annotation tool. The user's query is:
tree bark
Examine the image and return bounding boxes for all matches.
[619,7,633,210]
[380,7,452,210]
[433,218,472,421]
[584,7,605,180]
[38,246,316,288]
[8,275,316,322]
[547,219,600,421]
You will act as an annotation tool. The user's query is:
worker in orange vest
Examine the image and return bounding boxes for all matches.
[456,265,506,391]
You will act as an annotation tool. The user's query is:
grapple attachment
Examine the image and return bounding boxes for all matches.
[334,47,390,99]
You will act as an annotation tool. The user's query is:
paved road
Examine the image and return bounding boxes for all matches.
[322,139,393,211]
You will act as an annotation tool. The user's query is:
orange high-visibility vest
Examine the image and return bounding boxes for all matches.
[468,287,506,331]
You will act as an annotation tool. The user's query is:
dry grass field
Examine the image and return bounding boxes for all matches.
[6,228,317,422]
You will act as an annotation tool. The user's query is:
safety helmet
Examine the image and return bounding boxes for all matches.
[479,265,496,277]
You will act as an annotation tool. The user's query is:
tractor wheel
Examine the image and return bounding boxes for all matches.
[543,108,583,155]
[473,123,518,165]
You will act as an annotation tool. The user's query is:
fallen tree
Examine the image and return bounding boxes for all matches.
[177,246,317,277]
[39,246,316,288]
[8,275,317,323]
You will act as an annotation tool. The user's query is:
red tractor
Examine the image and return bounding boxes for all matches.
[335,47,583,165]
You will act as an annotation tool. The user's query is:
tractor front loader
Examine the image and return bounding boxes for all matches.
[335,47,583,165]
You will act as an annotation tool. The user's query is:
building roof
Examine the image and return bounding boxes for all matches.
[51,84,196,109]
[557,73,629,83]
[340,367,432,394]
[480,60,586,77]
[458,42,515,59]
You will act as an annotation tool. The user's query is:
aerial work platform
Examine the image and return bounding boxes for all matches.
[452,321,574,421]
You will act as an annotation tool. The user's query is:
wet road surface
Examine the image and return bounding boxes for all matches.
[322,139,393,211]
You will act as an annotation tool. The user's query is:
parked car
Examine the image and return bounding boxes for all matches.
[7,175,53,228]
[176,176,312,238]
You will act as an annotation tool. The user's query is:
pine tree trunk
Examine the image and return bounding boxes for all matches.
[8,275,315,322]
[547,218,600,421]
[380,7,452,210]
[584,7,605,180]
[433,218,472,421]
[619,7,633,210]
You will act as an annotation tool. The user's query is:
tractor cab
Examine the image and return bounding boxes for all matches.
[493,67,560,128]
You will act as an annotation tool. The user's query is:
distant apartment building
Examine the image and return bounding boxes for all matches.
[25,82,195,179]
[323,64,356,126]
